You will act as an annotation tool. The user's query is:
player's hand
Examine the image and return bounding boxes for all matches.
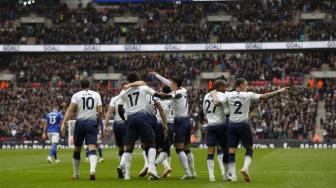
[60,124,66,137]
[42,133,46,140]
[173,93,182,99]
[279,87,290,93]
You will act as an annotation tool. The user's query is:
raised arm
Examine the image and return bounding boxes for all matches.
[210,90,222,106]
[153,92,182,100]
[259,87,289,99]
[151,72,172,86]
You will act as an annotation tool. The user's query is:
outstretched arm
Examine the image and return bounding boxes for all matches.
[260,87,289,99]
[153,92,181,100]
[151,72,172,86]
[123,81,146,90]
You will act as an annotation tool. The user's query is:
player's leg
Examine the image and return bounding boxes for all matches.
[240,123,254,182]
[138,145,149,177]
[140,118,159,180]
[85,145,89,162]
[47,133,55,163]
[154,122,171,177]
[72,125,84,179]
[205,126,216,182]
[217,123,230,180]
[174,118,191,179]
[184,119,196,178]
[85,125,99,180]
[216,147,225,177]
[227,122,239,182]
[98,144,103,162]
[114,121,127,178]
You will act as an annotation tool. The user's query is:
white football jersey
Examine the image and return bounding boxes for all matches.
[109,95,126,122]
[203,91,228,125]
[171,87,188,118]
[71,90,102,124]
[146,94,157,116]
[223,91,261,123]
[156,99,174,124]
[119,86,156,115]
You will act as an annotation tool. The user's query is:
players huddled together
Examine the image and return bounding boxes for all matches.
[42,71,288,182]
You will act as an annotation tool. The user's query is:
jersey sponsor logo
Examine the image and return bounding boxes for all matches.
[124,44,141,51]
[43,45,61,52]
[83,45,101,52]
[3,45,20,52]
[245,43,262,49]
[327,41,336,48]
[286,42,303,49]
[164,44,181,51]
[204,43,221,50]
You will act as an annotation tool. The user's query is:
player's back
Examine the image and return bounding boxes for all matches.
[203,92,226,125]
[225,91,260,123]
[121,85,155,116]
[156,99,174,123]
[171,87,188,118]
[45,111,63,132]
[71,89,102,126]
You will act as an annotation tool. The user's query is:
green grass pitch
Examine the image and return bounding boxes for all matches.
[0,148,335,188]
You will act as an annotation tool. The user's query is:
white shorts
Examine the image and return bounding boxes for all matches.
[48,132,60,144]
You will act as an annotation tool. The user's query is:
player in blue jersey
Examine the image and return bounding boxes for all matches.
[42,108,63,163]
[61,79,103,180]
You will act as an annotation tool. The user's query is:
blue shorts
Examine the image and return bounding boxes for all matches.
[113,121,127,148]
[205,123,227,148]
[147,113,157,127]
[168,123,175,148]
[126,113,155,144]
[227,121,253,148]
[153,122,170,151]
[174,117,191,145]
[74,124,98,147]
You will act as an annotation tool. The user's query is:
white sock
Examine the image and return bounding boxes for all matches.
[217,153,225,176]
[89,154,97,174]
[72,159,80,176]
[243,155,252,171]
[186,151,195,174]
[142,150,148,167]
[155,152,168,166]
[224,163,229,176]
[148,148,157,171]
[162,159,170,169]
[207,159,215,177]
[178,151,190,175]
[228,162,236,178]
[119,153,126,168]
[124,152,133,177]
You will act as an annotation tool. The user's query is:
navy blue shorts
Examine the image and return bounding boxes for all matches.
[147,113,157,127]
[126,113,155,145]
[174,117,191,145]
[113,121,127,148]
[205,123,227,148]
[227,121,253,148]
[168,123,175,148]
[74,124,98,147]
[153,122,170,151]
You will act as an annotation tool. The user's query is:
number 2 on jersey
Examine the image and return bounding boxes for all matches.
[234,101,242,114]
[128,91,140,107]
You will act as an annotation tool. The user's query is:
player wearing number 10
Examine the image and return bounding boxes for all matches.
[214,78,289,182]
[61,79,103,181]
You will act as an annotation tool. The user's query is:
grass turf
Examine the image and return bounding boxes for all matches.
[0,148,335,188]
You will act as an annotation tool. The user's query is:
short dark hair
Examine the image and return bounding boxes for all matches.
[214,79,226,90]
[172,76,183,87]
[162,86,172,94]
[127,72,139,83]
[80,79,90,89]
[234,78,247,88]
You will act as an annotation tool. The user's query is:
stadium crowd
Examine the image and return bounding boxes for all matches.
[0,0,336,44]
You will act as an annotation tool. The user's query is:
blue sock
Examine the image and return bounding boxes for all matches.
[207,154,214,160]
[52,144,58,159]
[50,144,57,159]
[228,153,235,163]
[246,148,253,158]
[98,147,103,158]
[85,147,89,158]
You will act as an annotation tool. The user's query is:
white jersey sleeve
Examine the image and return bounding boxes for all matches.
[171,87,188,118]
[72,90,102,125]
